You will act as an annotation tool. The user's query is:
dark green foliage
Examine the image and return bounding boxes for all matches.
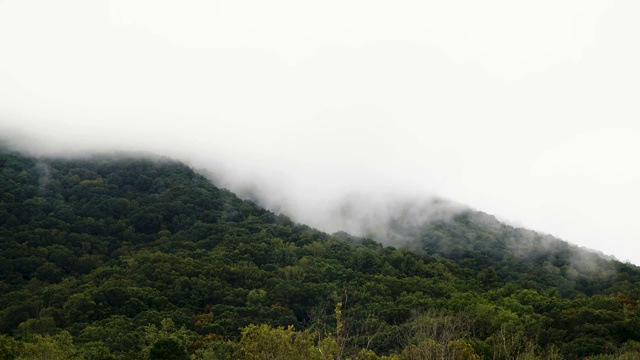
[148,338,188,360]
[0,151,639,359]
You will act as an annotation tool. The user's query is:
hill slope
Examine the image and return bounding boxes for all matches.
[0,151,639,359]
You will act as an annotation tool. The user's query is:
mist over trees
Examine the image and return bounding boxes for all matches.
[1,150,639,359]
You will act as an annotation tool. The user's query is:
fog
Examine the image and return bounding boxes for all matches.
[1,0,639,265]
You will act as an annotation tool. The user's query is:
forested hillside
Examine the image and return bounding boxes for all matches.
[1,151,639,360]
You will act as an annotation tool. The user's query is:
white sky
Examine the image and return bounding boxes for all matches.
[1,0,639,265]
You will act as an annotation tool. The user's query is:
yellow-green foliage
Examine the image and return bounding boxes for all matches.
[402,339,480,360]
[15,332,75,360]
[238,324,317,360]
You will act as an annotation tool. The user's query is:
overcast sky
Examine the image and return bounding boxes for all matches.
[1,0,639,265]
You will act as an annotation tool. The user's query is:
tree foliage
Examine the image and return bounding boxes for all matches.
[0,151,639,359]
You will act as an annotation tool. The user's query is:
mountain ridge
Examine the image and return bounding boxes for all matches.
[1,149,639,359]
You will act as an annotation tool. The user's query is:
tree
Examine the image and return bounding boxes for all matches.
[16,332,76,360]
[148,338,188,360]
[0,335,22,360]
[402,339,480,360]
[238,324,316,360]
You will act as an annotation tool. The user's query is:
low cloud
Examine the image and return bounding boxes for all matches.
[2,1,640,265]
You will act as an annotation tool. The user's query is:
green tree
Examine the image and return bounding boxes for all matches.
[148,338,188,360]
[238,324,316,360]
[16,332,75,360]
[0,335,23,360]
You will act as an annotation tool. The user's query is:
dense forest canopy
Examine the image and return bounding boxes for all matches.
[0,150,639,360]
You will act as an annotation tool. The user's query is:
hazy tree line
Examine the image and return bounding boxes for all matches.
[0,151,639,359]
